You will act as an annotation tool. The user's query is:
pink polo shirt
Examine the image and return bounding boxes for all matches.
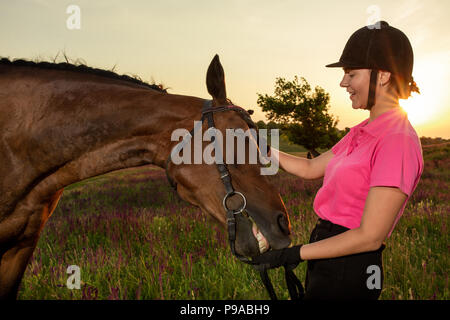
[313,107,424,237]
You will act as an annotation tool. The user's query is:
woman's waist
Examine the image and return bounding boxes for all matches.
[311,218,386,253]
[315,218,350,234]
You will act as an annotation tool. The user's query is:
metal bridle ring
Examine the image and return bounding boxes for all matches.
[222,191,247,214]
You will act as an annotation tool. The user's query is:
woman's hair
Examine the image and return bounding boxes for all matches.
[389,74,420,99]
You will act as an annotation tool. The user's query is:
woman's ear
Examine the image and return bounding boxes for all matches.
[379,70,392,87]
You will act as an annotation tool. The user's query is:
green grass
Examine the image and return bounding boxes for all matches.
[18,144,449,300]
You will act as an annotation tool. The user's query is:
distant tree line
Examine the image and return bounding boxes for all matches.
[420,137,449,146]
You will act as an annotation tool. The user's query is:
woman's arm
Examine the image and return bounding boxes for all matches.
[299,186,408,260]
[271,148,334,180]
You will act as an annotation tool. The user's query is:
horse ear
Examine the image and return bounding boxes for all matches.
[206,54,227,105]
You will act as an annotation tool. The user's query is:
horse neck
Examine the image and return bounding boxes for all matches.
[38,73,205,168]
[155,96,207,166]
[102,89,204,168]
[0,68,204,208]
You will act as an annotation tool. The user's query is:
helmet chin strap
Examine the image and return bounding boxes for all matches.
[366,69,378,110]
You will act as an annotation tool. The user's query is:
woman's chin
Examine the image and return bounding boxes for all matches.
[351,102,366,110]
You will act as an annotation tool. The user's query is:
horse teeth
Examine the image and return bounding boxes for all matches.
[259,242,267,253]
[257,231,268,253]
[252,221,269,253]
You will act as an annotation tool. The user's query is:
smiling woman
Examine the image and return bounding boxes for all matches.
[252,21,426,301]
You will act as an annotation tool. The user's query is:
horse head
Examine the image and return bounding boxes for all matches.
[166,55,292,258]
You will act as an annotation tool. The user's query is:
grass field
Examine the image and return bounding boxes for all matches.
[18,142,449,300]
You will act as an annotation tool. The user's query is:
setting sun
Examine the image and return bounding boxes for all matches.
[400,92,433,126]
[399,53,448,127]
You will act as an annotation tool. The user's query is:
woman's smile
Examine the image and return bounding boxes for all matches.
[349,91,356,99]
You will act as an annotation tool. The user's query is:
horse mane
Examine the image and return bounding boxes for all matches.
[0,57,167,93]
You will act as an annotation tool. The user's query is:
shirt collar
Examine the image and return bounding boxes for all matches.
[351,107,406,138]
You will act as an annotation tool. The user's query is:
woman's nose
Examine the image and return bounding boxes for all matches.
[340,75,348,88]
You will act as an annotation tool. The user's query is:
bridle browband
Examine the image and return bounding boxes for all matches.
[165,100,304,300]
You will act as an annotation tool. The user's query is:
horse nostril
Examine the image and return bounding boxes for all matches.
[277,214,290,236]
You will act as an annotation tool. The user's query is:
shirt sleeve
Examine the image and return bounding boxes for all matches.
[331,130,352,155]
[370,133,423,196]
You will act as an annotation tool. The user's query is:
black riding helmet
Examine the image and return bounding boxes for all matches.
[326,21,419,109]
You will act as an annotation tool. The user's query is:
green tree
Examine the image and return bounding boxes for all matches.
[257,76,340,157]
[256,120,267,129]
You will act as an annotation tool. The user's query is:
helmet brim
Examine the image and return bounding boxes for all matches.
[326,61,369,69]
[325,61,344,68]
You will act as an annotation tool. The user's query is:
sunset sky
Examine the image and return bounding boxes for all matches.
[1,0,449,138]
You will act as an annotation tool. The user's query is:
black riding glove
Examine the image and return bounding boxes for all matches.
[252,245,303,270]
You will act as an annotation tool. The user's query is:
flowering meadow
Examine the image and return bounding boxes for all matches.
[18,143,449,300]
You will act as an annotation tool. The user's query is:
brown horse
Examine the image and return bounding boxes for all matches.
[0,55,292,299]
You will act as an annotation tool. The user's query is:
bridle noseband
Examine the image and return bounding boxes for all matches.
[165,100,304,300]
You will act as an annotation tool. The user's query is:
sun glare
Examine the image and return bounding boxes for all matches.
[399,54,448,126]
[400,92,433,125]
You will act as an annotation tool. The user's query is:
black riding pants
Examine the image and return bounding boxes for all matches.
[304,218,385,300]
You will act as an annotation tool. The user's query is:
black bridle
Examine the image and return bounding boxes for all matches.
[165,100,304,300]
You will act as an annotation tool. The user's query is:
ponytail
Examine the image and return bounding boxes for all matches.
[392,75,420,99]
[409,77,420,95]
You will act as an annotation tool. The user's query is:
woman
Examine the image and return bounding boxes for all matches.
[254,21,424,300]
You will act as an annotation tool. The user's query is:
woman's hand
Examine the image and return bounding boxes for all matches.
[270,148,334,180]
[252,245,304,270]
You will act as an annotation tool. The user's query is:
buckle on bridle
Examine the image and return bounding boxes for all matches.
[220,172,230,179]
[222,191,247,215]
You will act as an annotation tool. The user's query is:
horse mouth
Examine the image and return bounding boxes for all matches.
[251,221,270,253]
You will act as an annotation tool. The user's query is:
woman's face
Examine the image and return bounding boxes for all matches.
[340,68,371,109]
